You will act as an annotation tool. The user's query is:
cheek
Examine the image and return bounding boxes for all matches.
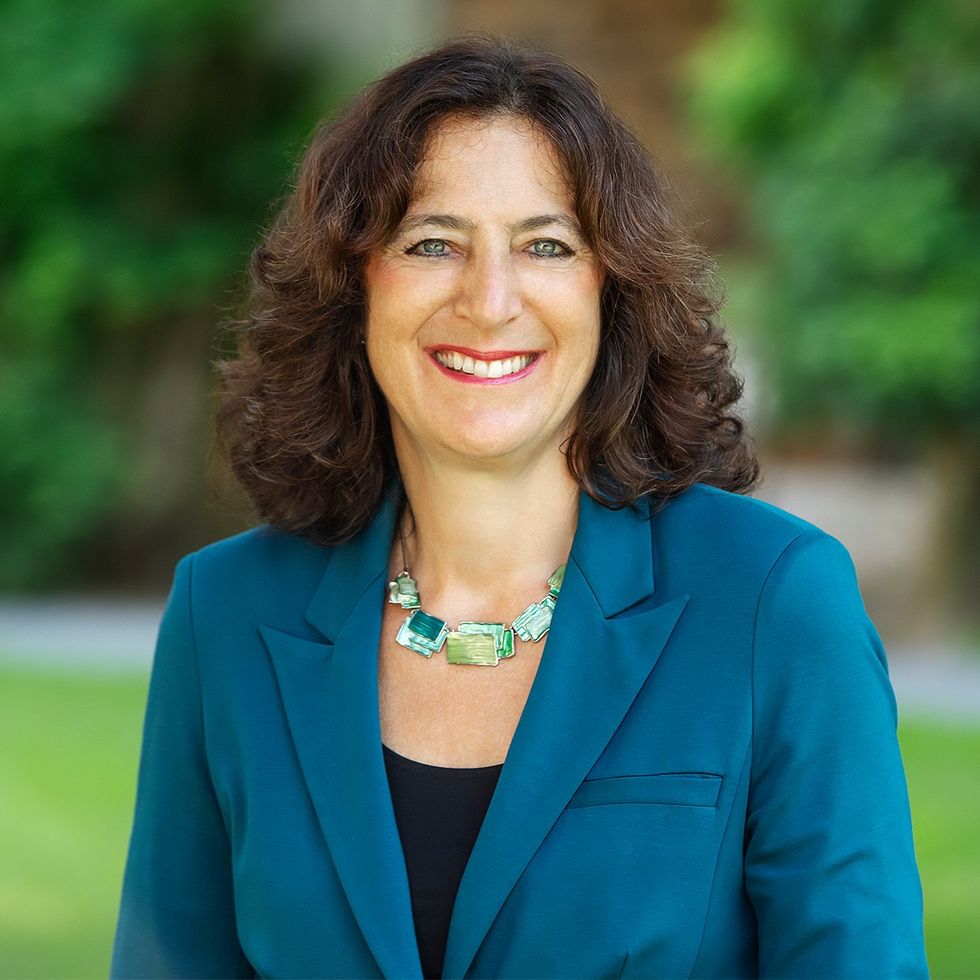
[365,258,428,326]
[372,254,451,296]
[550,273,603,352]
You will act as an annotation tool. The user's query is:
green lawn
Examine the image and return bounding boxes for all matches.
[0,662,976,978]
[0,664,149,978]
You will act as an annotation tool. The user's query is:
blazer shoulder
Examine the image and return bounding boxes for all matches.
[678,482,827,541]
[652,482,853,593]
[176,524,334,612]
[192,522,326,568]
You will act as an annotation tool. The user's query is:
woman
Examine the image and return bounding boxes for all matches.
[111,35,928,980]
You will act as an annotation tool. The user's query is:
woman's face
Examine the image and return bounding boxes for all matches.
[362,113,604,468]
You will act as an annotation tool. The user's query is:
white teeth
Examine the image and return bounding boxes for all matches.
[434,351,535,377]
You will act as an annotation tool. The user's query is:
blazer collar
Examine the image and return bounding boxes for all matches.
[260,481,690,979]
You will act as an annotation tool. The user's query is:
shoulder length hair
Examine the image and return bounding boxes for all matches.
[214,34,760,544]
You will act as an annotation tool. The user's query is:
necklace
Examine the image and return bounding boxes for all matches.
[386,501,566,666]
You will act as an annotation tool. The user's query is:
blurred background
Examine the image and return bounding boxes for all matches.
[1,0,977,976]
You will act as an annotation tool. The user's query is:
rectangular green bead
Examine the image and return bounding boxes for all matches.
[458,621,515,659]
[407,609,447,642]
[513,595,556,642]
[395,611,449,655]
[446,631,498,666]
[458,621,505,642]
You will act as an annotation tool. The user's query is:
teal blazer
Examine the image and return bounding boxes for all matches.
[111,482,928,979]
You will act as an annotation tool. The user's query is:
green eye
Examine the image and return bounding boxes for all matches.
[530,239,573,259]
[405,239,449,257]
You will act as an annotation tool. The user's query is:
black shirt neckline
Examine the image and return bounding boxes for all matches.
[382,741,504,776]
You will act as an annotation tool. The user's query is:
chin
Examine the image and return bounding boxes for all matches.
[437,426,536,461]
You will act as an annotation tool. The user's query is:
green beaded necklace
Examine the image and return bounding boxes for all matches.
[386,501,565,666]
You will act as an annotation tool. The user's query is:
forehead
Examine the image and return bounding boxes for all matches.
[411,114,574,211]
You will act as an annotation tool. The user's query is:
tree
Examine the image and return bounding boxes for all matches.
[684,0,980,621]
[0,0,329,589]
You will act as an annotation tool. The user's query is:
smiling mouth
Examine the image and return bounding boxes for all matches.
[432,349,539,378]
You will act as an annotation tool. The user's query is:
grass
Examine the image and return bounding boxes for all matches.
[898,715,980,978]
[0,662,977,978]
[0,663,149,978]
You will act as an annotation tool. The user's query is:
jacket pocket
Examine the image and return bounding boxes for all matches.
[566,772,722,809]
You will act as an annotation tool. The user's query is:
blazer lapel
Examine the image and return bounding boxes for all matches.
[440,491,690,979]
[260,484,423,980]
[260,483,691,980]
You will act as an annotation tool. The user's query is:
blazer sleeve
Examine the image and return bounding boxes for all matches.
[111,553,254,979]
[744,529,929,979]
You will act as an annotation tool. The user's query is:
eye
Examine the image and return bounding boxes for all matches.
[403,237,576,260]
[529,239,575,259]
[404,238,450,258]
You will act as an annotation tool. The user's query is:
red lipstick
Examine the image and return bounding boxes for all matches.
[425,344,542,359]
[427,347,543,385]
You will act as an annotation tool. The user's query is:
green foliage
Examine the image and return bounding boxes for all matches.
[0,0,329,588]
[684,0,980,448]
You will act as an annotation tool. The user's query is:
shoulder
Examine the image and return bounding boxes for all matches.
[656,481,825,546]
[173,524,334,625]
[190,522,327,569]
[649,482,873,658]
[665,484,885,684]
[652,480,855,588]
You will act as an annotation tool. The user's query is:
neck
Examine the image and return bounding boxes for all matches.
[391,455,579,622]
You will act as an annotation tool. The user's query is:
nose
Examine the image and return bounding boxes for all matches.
[452,247,523,329]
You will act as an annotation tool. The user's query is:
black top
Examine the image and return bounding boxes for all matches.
[382,742,503,980]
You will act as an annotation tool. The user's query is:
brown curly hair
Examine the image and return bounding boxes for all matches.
[214,33,760,544]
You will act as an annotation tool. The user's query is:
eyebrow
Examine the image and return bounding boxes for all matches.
[395,212,585,238]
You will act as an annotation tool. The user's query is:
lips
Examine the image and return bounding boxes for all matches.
[426,345,541,359]
[427,347,543,385]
